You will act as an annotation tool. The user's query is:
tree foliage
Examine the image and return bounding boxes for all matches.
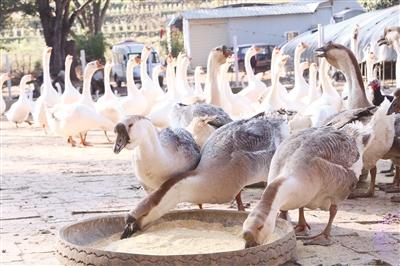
[72,0,111,36]
[358,0,399,11]
[161,30,184,58]
[0,0,36,29]
[75,33,107,62]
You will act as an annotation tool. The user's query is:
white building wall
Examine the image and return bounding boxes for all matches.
[227,8,332,48]
[184,19,229,67]
[183,3,351,67]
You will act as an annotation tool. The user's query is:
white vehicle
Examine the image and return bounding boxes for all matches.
[111,40,164,87]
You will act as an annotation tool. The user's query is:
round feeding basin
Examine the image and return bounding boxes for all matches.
[57,209,297,265]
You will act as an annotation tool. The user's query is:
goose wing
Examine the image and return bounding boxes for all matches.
[159,127,201,168]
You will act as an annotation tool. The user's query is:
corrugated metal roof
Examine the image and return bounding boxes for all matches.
[182,2,321,20]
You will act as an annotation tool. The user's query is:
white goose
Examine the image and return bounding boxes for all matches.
[305,63,321,105]
[175,53,193,98]
[287,42,309,104]
[120,56,149,116]
[0,73,11,115]
[6,75,34,126]
[95,62,123,124]
[238,46,268,102]
[219,55,254,118]
[378,26,400,89]
[140,45,165,107]
[118,113,289,239]
[194,66,204,97]
[243,98,395,247]
[33,47,61,132]
[261,54,290,112]
[61,55,81,104]
[114,115,201,193]
[46,61,114,146]
[148,55,180,128]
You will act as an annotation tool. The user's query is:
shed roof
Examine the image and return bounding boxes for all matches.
[280,5,399,61]
[182,2,321,20]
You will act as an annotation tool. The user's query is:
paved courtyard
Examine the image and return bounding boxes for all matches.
[1,120,399,265]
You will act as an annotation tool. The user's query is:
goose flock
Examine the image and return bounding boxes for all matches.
[1,26,399,249]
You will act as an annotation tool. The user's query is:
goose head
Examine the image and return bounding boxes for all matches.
[245,45,261,59]
[242,210,272,248]
[166,54,176,67]
[186,115,218,148]
[387,89,400,115]
[84,60,104,79]
[20,74,34,87]
[378,26,400,47]
[43,46,52,60]
[315,42,357,71]
[309,62,317,73]
[194,66,204,76]
[141,44,152,60]
[352,24,360,40]
[299,61,310,72]
[113,115,152,153]
[295,42,309,54]
[209,45,232,66]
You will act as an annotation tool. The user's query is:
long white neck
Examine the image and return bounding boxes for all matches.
[263,63,282,111]
[42,52,55,97]
[0,75,8,98]
[166,62,177,99]
[392,41,400,88]
[320,60,338,96]
[65,59,74,91]
[152,68,163,93]
[366,58,376,84]
[219,64,232,100]
[140,51,152,84]
[194,69,203,94]
[126,60,140,96]
[181,62,192,95]
[18,78,30,100]
[103,64,113,97]
[134,123,164,163]
[351,37,359,62]
[81,68,95,103]
[307,67,318,102]
[244,52,255,80]
[340,57,370,108]
[293,47,302,86]
[205,54,222,106]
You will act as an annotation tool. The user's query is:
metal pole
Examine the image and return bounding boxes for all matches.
[233,35,239,87]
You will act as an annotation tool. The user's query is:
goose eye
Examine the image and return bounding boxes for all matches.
[128,124,133,128]
[257,225,264,231]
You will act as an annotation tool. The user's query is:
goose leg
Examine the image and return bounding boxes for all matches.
[302,204,337,246]
[198,204,203,209]
[235,192,245,211]
[79,133,92,146]
[67,136,77,147]
[104,131,112,143]
[381,167,400,193]
[15,123,18,128]
[25,120,32,126]
[294,207,310,236]
[348,167,377,198]
[42,124,47,135]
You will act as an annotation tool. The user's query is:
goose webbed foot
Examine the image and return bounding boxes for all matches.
[120,215,140,239]
[67,136,77,147]
[79,133,92,147]
[294,207,310,236]
[349,167,376,198]
[302,204,337,246]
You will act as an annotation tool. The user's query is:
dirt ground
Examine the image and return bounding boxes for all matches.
[1,118,399,266]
